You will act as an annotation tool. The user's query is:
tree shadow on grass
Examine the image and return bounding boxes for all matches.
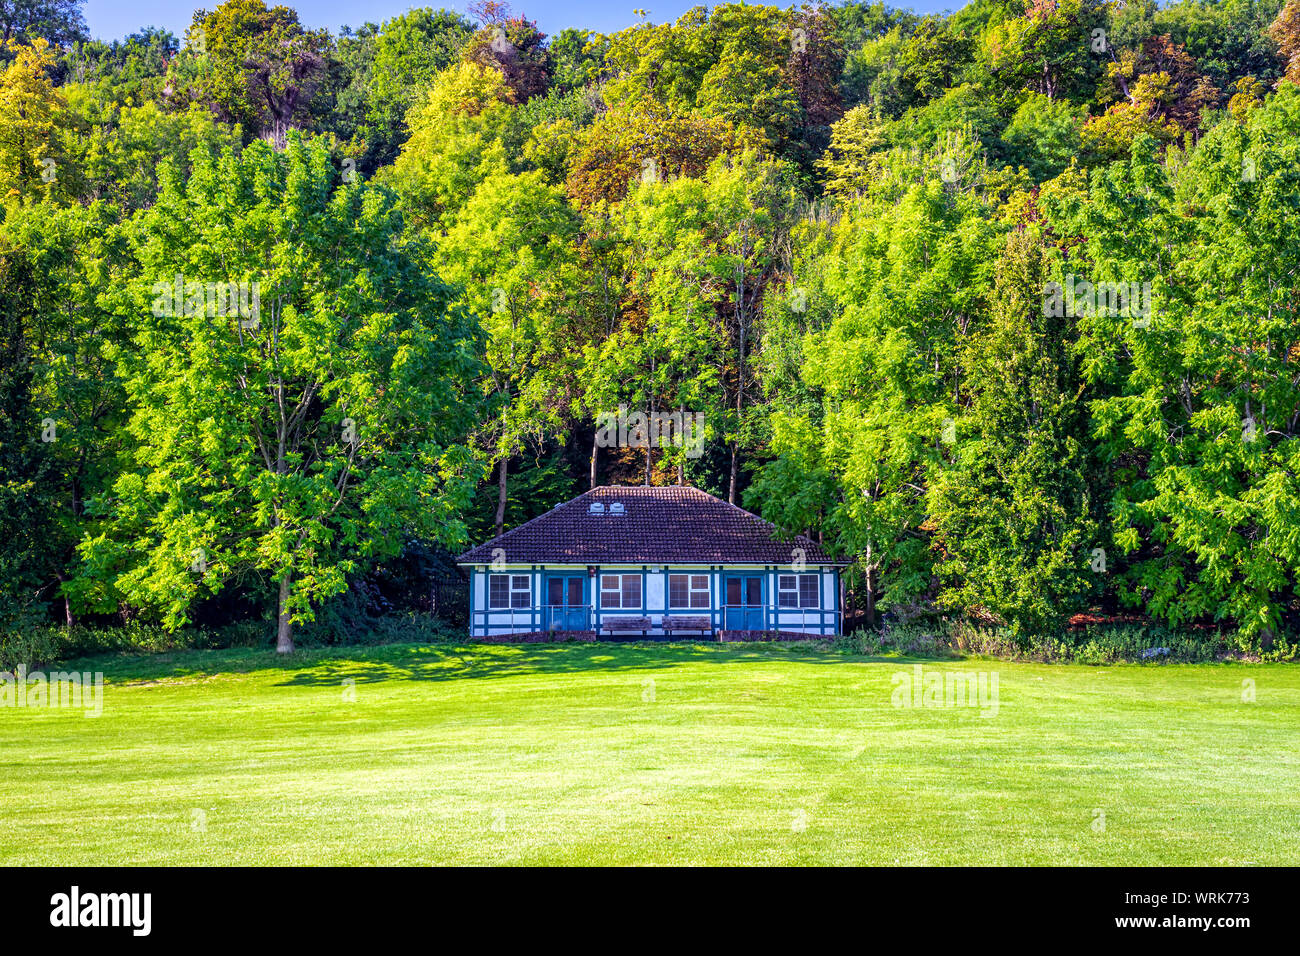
[88,640,913,687]
[272,642,898,687]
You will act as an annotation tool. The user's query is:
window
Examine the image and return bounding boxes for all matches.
[669,574,711,609]
[727,576,761,607]
[600,573,642,609]
[778,574,819,609]
[488,573,531,609]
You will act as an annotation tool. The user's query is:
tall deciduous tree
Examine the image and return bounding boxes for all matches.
[753,163,1004,621]
[928,228,1098,635]
[385,60,512,230]
[0,0,87,46]
[166,0,332,147]
[1044,90,1300,642]
[6,202,129,627]
[0,38,66,203]
[0,243,49,627]
[79,137,483,651]
[434,169,584,535]
[612,151,799,500]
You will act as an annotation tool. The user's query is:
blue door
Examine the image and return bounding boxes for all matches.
[724,574,764,631]
[545,574,588,632]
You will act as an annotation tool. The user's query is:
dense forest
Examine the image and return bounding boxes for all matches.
[3,0,1300,651]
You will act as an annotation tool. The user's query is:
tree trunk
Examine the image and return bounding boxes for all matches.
[728,442,738,504]
[863,542,876,628]
[55,572,75,627]
[644,409,652,485]
[276,574,294,654]
[494,455,508,538]
[589,430,599,489]
[676,402,685,485]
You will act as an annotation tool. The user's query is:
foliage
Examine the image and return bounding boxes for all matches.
[165,0,333,146]
[75,137,485,650]
[327,9,475,171]
[462,6,552,103]
[927,229,1098,636]
[565,102,737,206]
[0,0,86,48]
[385,60,512,229]
[0,37,67,202]
[1269,0,1300,85]
[6,0,1300,649]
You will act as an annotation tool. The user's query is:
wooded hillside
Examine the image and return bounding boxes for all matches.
[4,0,1300,648]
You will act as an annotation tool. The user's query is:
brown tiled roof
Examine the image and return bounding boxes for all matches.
[457,485,843,565]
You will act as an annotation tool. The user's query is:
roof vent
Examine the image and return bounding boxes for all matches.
[609,502,625,515]
[588,502,606,514]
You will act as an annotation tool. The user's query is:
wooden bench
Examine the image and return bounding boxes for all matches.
[601,616,652,637]
[661,615,713,637]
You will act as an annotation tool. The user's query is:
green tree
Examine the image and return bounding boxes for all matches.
[65,99,242,208]
[1001,91,1087,179]
[165,0,332,147]
[816,103,888,195]
[754,170,1004,622]
[1043,91,1300,642]
[928,228,1098,636]
[1155,0,1284,90]
[369,8,474,128]
[79,137,484,651]
[612,151,800,499]
[0,243,50,626]
[0,0,87,46]
[434,169,584,534]
[898,14,975,106]
[693,3,802,151]
[329,8,474,170]
[1,200,130,626]
[0,38,67,203]
[549,27,608,94]
[984,0,1106,103]
[384,60,512,230]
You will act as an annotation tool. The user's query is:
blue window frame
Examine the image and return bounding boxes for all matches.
[668,573,711,609]
[600,573,642,609]
[488,573,531,609]
[778,573,819,609]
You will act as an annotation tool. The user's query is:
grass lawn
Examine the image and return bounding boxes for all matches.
[2,641,1298,865]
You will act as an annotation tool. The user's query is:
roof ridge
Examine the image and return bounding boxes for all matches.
[456,483,845,565]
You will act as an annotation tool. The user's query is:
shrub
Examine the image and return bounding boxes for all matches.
[0,627,63,671]
[840,617,1248,664]
[0,612,466,669]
